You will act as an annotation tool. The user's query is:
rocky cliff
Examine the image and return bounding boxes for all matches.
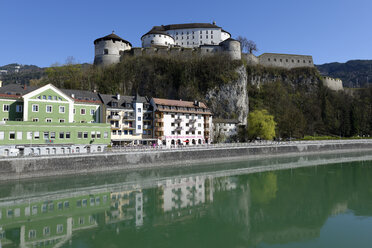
[206,65,249,125]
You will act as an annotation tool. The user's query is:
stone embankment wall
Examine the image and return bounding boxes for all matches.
[1,141,372,181]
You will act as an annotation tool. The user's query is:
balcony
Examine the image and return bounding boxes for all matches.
[189,119,196,123]
[123,115,135,120]
[108,115,120,120]
[175,118,182,123]
[189,127,196,132]
[111,126,120,130]
[204,124,210,128]
[155,117,163,122]
[155,127,164,131]
[143,125,152,129]
[175,126,183,131]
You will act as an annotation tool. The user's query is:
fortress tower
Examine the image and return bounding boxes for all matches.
[94,32,132,66]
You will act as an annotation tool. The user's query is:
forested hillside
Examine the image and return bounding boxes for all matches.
[2,56,372,139]
[316,60,372,88]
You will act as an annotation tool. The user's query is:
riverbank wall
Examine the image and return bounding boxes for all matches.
[1,140,372,181]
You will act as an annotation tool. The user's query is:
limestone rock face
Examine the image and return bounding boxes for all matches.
[206,65,249,125]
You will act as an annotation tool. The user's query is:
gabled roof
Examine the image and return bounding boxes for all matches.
[62,89,101,104]
[142,23,224,38]
[0,84,41,98]
[94,32,132,46]
[99,93,151,110]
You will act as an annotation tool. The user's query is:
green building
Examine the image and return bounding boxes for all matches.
[0,83,111,156]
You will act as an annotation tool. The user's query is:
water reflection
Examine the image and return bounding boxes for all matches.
[1,153,372,247]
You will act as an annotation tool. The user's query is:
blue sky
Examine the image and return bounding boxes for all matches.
[1,0,371,67]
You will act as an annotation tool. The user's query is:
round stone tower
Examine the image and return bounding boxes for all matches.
[94,32,132,66]
[220,38,241,60]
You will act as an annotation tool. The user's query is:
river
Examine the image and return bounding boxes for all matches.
[1,150,372,247]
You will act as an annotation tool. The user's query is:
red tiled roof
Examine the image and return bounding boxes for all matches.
[153,98,208,109]
[0,93,22,99]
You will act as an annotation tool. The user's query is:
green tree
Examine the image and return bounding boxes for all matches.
[247,109,276,140]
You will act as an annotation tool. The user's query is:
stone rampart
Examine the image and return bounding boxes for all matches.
[322,76,343,91]
[258,53,314,69]
[1,140,372,181]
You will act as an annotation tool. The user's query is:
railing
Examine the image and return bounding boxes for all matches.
[108,115,120,120]
[175,118,182,123]
[189,119,196,123]
[155,127,164,131]
[175,126,183,131]
[123,115,135,120]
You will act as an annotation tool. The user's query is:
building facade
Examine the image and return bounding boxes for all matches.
[141,22,231,48]
[150,98,212,146]
[99,93,155,146]
[0,84,110,156]
[213,119,240,143]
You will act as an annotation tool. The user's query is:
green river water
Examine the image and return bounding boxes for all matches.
[1,151,372,247]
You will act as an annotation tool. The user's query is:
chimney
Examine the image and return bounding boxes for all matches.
[116,93,120,100]
[212,21,216,25]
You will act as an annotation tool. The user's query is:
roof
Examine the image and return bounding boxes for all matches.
[94,32,132,46]
[99,93,151,109]
[0,84,41,98]
[152,98,209,109]
[259,53,313,58]
[142,22,224,38]
[61,89,101,104]
[213,119,240,124]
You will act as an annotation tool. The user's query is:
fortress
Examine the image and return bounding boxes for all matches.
[93,22,343,90]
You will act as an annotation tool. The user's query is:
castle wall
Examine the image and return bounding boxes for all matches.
[323,77,343,91]
[220,40,241,60]
[166,28,223,48]
[259,53,314,69]
[94,40,131,66]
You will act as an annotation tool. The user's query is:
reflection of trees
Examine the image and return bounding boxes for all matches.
[250,172,277,204]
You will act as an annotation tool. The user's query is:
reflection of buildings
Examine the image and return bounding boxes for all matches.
[159,176,214,212]
[106,190,144,227]
[0,192,110,247]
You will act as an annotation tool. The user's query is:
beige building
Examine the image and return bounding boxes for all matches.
[99,94,155,146]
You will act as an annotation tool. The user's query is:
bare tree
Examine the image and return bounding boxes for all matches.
[237,36,258,54]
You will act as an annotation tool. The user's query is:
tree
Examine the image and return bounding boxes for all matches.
[237,36,258,54]
[247,109,276,140]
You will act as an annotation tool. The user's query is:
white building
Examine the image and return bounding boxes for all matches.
[150,98,212,146]
[213,119,240,142]
[141,22,231,48]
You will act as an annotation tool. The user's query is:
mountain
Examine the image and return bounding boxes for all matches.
[0,63,45,85]
[316,60,372,88]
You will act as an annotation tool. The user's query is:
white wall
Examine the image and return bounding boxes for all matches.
[141,34,175,48]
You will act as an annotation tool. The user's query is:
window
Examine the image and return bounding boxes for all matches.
[16,131,22,140]
[32,118,39,122]
[66,132,71,139]
[3,104,9,112]
[59,119,65,123]
[29,230,36,239]
[198,123,201,127]
[9,132,15,140]
[198,131,201,135]
[138,116,141,121]
[104,49,108,54]
[42,95,46,100]
[104,132,108,138]
[43,227,50,236]
[50,132,56,139]
[96,132,101,138]
[46,105,52,113]
[43,132,49,139]
[54,96,57,100]
[46,118,52,123]
[59,132,64,139]
[0,131,4,140]
[56,224,63,233]
[59,106,65,113]
[83,132,88,139]
[82,199,87,207]
[16,105,23,112]
[91,131,96,139]
[138,108,141,112]
[64,201,70,208]
[34,131,40,139]
[78,132,82,139]
[90,109,95,115]
[3,118,8,121]
[81,109,86,115]
[32,104,39,112]
[138,125,141,129]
